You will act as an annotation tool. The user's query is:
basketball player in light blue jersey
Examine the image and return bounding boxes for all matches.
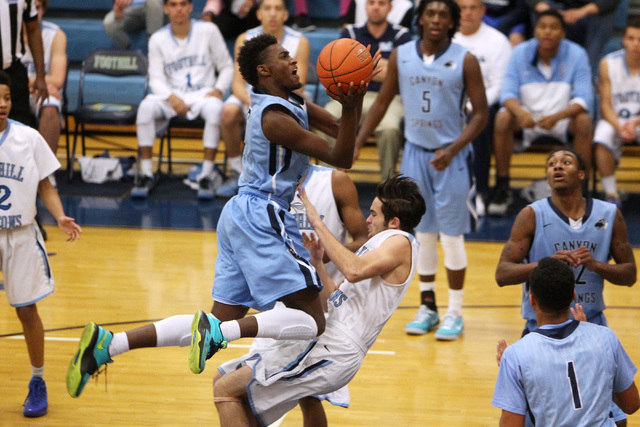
[66,33,380,399]
[496,148,637,425]
[493,257,639,426]
[356,0,489,340]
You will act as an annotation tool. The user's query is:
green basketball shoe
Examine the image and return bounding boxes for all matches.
[189,310,227,374]
[67,322,114,397]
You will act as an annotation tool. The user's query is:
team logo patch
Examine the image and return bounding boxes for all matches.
[595,217,608,230]
[444,60,457,69]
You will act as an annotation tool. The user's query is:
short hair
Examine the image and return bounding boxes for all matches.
[238,33,278,87]
[257,0,286,8]
[536,9,565,31]
[415,0,460,40]
[376,174,426,234]
[0,70,11,88]
[625,17,640,31]
[529,257,575,313]
[546,148,587,172]
[164,0,192,4]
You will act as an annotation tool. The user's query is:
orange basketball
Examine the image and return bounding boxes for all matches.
[316,38,374,96]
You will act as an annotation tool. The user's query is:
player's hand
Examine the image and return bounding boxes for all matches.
[496,339,507,367]
[330,81,367,108]
[302,232,324,267]
[561,8,586,25]
[552,250,580,268]
[206,88,223,100]
[516,110,536,129]
[620,122,637,143]
[372,58,388,82]
[368,48,383,81]
[168,94,189,116]
[298,188,322,229]
[537,114,559,131]
[570,303,587,321]
[429,146,454,171]
[33,77,49,108]
[572,246,597,271]
[57,216,82,242]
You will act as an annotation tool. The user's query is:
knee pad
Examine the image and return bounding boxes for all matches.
[416,232,438,276]
[440,233,467,271]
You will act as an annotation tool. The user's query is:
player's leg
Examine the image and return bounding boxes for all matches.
[568,111,593,176]
[488,108,519,216]
[144,0,165,37]
[132,96,172,198]
[593,120,622,207]
[214,366,259,427]
[374,94,403,180]
[218,99,245,197]
[37,105,60,154]
[16,304,48,417]
[198,96,224,199]
[300,397,328,427]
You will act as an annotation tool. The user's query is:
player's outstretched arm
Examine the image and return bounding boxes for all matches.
[37,178,82,242]
[589,208,636,287]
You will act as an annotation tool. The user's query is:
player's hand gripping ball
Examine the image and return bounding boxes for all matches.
[316,38,374,96]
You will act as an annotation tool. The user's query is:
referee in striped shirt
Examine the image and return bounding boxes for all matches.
[1,0,48,127]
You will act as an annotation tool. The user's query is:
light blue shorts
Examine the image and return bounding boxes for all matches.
[213,191,321,311]
[399,142,474,236]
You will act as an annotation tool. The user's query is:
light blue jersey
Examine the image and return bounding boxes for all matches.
[238,89,310,208]
[213,90,319,311]
[523,198,616,322]
[493,320,637,426]
[397,40,467,150]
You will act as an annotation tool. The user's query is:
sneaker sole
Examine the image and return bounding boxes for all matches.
[188,310,211,374]
[435,327,463,341]
[405,320,440,336]
[66,323,98,398]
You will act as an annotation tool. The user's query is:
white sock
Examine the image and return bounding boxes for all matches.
[254,307,318,340]
[228,156,242,174]
[601,175,618,196]
[419,281,436,292]
[153,315,193,347]
[201,160,215,177]
[141,159,153,177]
[448,289,464,316]
[31,365,44,378]
[220,320,241,342]
[108,332,130,357]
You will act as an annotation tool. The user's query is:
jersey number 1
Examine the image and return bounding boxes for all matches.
[566,361,583,409]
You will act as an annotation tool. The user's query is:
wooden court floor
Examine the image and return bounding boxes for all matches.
[1,226,639,426]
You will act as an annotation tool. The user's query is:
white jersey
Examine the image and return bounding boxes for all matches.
[325,229,418,352]
[453,23,511,107]
[21,20,59,77]
[290,165,349,283]
[604,49,640,121]
[245,25,303,59]
[0,120,60,228]
[148,20,234,99]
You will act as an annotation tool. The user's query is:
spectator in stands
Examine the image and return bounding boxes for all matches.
[216,0,310,198]
[1,0,48,128]
[526,0,620,72]
[103,0,164,50]
[482,0,530,46]
[291,0,353,31]
[340,0,412,180]
[21,0,67,180]
[593,18,640,209]
[453,0,511,215]
[132,0,234,199]
[201,0,260,39]
[351,0,414,29]
[487,9,592,216]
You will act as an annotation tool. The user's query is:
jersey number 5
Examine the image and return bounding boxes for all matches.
[567,361,583,409]
[422,91,431,113]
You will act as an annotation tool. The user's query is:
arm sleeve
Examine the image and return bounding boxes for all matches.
[492,346,528,415]
[486,38,512,106]
[611,333,638,394]
[500,48,522,105]
[147,35,173,99]
[569,46,594,113]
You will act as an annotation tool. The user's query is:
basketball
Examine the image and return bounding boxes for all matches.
[316,38,374,96]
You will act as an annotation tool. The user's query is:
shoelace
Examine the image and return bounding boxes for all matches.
[441,315,457,329]
[412,308,431,323]
[91,364,109,392]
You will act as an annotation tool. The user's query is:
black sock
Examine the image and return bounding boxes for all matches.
[496,176,510,189]
[421,291,437,312]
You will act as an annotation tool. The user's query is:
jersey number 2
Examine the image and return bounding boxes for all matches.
[0,185,12,210]
[566,361,583,409]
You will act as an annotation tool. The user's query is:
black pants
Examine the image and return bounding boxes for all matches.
[5,61,36,128]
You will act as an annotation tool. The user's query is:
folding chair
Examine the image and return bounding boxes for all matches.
[156,116,206,176]
[69,49,148,179]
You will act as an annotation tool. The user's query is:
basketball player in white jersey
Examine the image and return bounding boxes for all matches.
[0,71,81,418]
[132,0,234,200]
[216,0,311,198]
[493,257,639,426]
[212,175,425,426]
[593,18,640,208]
[21,0,67,164]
